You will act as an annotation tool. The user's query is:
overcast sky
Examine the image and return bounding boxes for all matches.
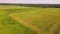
[0,0,60,4]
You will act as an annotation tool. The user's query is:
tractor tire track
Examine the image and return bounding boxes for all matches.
[9,14,45,34]
[47,19,60,34]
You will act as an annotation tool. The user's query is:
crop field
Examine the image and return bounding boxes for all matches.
[0,5,37,34]
[0,5,60,34]
[9,8,60,34]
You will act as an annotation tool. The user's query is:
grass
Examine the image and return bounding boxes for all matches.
[0,5,37,34]
[0,5,60,34]
[12,8,60,34]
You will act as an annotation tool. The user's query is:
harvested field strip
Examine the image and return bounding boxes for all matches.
[9,14,46,34]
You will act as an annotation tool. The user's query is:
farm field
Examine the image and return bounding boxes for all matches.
[0,5,37,34]
[9,8,60,34]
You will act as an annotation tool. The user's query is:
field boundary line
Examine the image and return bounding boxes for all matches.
[9,14,45,34]
[47,20,60,34]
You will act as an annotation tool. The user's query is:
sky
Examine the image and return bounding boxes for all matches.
[0,0,60,4]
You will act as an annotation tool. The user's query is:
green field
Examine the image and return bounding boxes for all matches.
[0,5,37,34]
[11,8,60,34]
[0,5,60,34]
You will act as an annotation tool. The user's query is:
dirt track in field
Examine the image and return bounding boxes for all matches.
[9,14,44,34]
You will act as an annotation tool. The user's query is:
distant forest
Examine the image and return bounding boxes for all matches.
[0,3,60,8]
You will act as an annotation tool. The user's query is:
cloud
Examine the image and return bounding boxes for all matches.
[0,0,60,4]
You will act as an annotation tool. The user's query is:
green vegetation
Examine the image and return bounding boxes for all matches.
[0,5,60,34]
[0,5,37,34]
[13,8,60,34]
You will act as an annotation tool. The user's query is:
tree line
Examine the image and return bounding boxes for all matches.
[0,4,60,8]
